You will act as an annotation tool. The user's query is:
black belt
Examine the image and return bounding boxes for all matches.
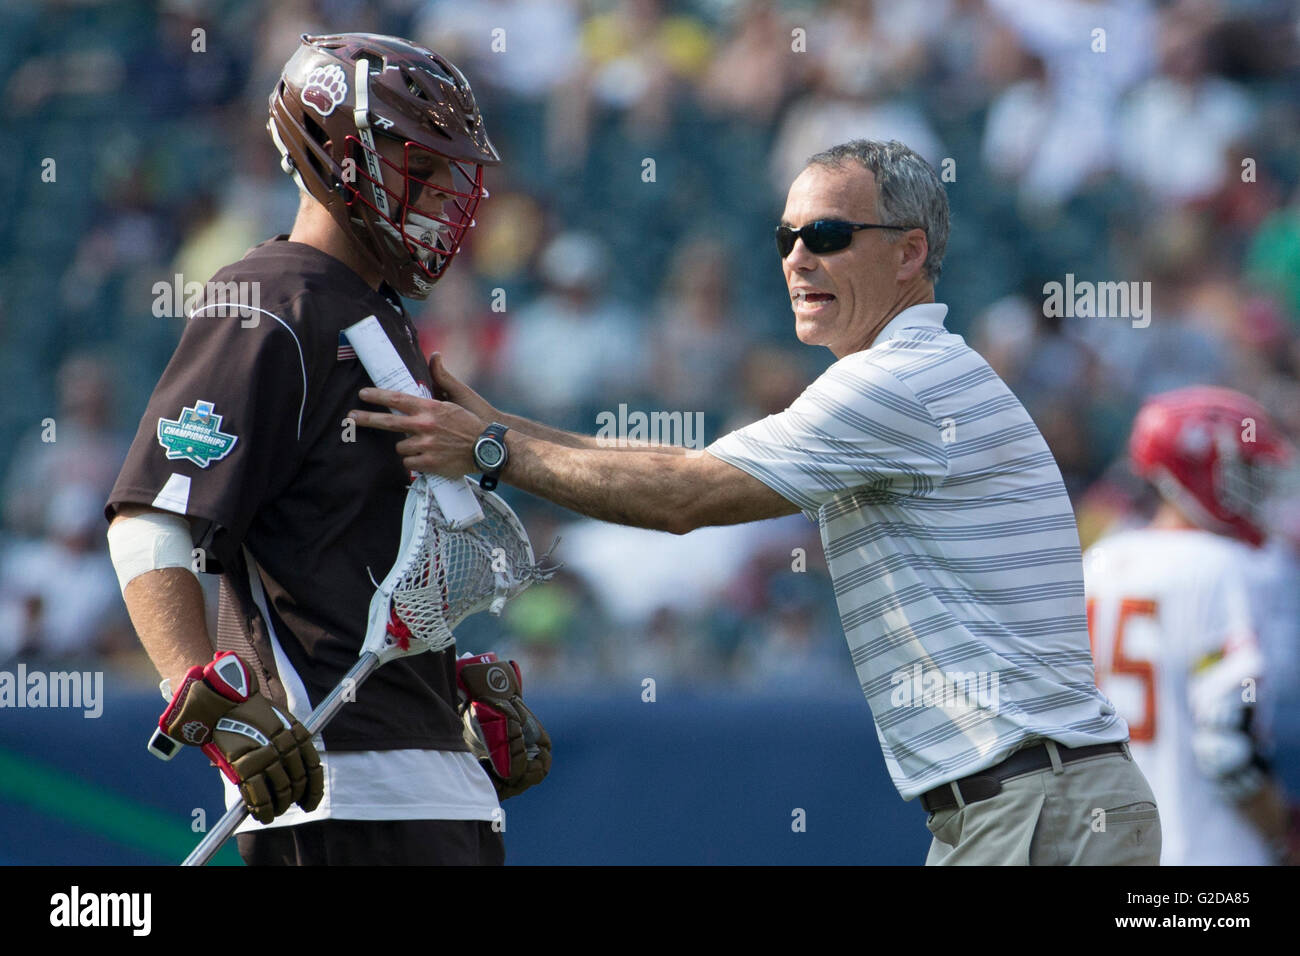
[919,741,1127,814]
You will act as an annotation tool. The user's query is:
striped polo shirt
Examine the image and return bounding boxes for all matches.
[708,302,1127,799]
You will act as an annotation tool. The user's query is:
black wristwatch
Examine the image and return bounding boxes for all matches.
[473,422,509,491]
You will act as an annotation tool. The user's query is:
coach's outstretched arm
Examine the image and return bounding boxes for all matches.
[428,353,689,455]
[350,387,798,534]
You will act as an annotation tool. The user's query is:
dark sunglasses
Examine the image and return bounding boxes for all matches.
[775,219,914,258]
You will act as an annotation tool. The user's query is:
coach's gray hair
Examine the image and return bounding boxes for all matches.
[805,140,950,283]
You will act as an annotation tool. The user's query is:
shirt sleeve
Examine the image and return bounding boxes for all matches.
[107,298,311,548]
[707,353,948,514]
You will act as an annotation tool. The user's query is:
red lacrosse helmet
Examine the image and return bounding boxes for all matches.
[268,33,499,298]
[1129,386,1294,546]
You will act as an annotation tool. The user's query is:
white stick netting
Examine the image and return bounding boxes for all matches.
[369,476,554,659]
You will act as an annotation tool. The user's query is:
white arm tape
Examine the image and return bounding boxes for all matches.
[107,511,198,593]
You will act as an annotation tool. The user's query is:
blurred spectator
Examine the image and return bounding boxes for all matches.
[4,355,128,540]
[1068,211,1232,400]
[618,605,723,686]
[578,0,712,128]
[970,294,1039,385]
[971,292,1117,493]
[730,576,850,694]
[1247,191,1300,326]
[983,0,1156,209]
[5,47,126,118]
[414,266,508,388]
[648,235,749,423]
[495,231,648,429]
[59,169,177,318]
[931,0,1024,116]
[810,0,941,102]
[722,345,814,434]
[186,119,302,269]
[770,70,945,195]
[465,186,549,285]
[555,519,762,626]
[698,1,804,124]
[1117,4,1259,209]
[981,51,1055,187]
[546,0,712,168]
[724,540,849,694]
[0,484,132,662]
[769,6,945,188]
[131,7,246,117]
[415,0,583,100]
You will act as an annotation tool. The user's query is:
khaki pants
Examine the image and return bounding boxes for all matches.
[924,743,1161,865]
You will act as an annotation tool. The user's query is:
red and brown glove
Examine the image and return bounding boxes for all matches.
[456,652,552,800]
[150,651,324,824]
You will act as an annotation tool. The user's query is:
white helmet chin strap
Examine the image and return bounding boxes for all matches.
[353,59,391,221]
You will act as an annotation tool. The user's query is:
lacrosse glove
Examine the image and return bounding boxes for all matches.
[457,652,552,800]
[152,651,324,824]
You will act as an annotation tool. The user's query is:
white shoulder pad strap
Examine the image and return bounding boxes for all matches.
[107,511,197,593]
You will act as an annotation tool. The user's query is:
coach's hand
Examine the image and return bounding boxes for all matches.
[351,387,485,477]
[429,352,498,421]
[157,652,324,824]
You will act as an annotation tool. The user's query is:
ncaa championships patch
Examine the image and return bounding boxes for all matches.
[157,400,237,468]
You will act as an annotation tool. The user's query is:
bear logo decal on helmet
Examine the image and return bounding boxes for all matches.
[302,64,348,117]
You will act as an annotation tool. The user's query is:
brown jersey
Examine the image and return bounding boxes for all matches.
[108,237,467,753]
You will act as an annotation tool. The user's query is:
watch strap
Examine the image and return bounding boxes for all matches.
[476,422,509,490]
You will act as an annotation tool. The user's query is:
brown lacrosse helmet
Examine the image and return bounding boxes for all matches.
[268,33,500,298]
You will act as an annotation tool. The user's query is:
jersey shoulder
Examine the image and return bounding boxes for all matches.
[186,238,405,368]
[200,238,396,334]
[1084,527,1254,585]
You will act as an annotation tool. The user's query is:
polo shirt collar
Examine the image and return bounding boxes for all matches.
[871,302,949,348]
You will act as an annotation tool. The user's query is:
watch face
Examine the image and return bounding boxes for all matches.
[477,440,504,469]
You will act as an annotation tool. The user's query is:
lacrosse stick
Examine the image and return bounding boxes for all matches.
[182,474,553,866]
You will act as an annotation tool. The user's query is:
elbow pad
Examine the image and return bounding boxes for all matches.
[107,511,198,593]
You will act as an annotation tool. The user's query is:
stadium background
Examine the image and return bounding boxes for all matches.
[1,0,1299,864]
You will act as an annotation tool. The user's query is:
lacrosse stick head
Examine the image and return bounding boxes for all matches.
[363,475,552,664]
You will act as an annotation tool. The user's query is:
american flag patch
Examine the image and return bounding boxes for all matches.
[337,331,356,362]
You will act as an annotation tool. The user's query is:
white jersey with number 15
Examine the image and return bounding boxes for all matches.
[1083,527,1272,866]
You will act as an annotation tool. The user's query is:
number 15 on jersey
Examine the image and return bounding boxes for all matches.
[1087,597,1159,743]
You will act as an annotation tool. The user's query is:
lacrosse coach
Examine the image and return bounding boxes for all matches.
[352,139,1161,865]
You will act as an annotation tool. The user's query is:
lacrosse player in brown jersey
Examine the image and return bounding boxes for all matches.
[107,33,548,866]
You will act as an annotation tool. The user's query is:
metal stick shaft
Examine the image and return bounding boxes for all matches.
[181,652,382,866]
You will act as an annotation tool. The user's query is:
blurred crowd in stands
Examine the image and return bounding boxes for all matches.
[2,0,1298,695]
